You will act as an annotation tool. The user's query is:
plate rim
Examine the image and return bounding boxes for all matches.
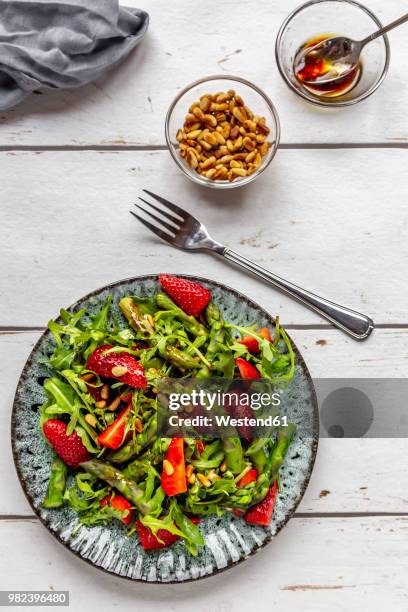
[11,273,319,583]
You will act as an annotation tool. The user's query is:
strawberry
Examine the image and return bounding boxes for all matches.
[226,391,254,441]
[86,345,147,389]
[86,382,102,402]
[97,404,132,450]
[196,440,206,455]
[237,468,258,488]
[159,274,211,317]
[100,493,134,525]
[235,357,261,379]
[42,419,91,468]
[136,517,200,550]
[161,438,187,497]
[245,480,278,526]
[239,327,273,353]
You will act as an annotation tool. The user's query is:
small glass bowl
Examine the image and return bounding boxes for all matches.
[165,75,280,189]
[275,0,390,107]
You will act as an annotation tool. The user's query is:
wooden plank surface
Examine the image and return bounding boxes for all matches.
[1,516,407,611]
[1,0,407,607]
[0,0,407,146]
[1,148,407,326]
[3,329,408,516]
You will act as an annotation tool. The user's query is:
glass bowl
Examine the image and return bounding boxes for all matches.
[275,0,390,107]
[165,75,280,189]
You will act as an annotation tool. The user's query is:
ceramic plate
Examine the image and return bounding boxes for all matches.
[11,275,319,583]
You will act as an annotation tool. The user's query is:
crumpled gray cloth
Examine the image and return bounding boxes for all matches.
[0,0,149,110]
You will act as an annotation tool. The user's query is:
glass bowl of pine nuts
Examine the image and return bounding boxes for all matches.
[165,75,280,189]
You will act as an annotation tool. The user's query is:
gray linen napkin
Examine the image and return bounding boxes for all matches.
[0,0,149,110]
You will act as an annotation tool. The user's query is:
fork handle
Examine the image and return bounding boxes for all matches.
[221,248,374,340]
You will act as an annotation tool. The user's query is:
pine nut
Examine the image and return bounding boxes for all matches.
[186,464,194,478]
[231,167,247,177]
[230,126,240,139]
[205,168,217,179]
[101,384,109,400]
[107,396,121,411]
[232,106,246,124]
[135,417,143,433]
[81,373,95,382]
[186,148,199,168]
[197,473,211,488]
[243,136,255,151]
[220,461,227,472]
[245,151,256,163]
[199,96,211,112]
[163,459,174,475]
[111,365,128,377]
[233,135,243,151]
[95,400,106,409]
[85,413,97,427]
[259,141,269,156]
[186,129,202,140]
[203,114,217,127]
[192,107,205,121]
[187,473,196,485]
[203,132,217,146]
[200,156,216,170]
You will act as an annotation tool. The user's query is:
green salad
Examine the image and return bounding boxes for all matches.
[40,274,296,555]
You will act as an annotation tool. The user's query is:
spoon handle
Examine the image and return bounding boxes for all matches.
[361,12,408,46]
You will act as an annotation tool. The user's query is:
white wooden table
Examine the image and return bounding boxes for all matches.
[1,0,407,609]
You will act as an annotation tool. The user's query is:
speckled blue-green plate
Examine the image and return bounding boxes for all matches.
[12,275,318,583]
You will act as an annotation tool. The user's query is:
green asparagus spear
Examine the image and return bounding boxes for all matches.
[268,423,296,478]
[246,438,269,474]
[156,293,207,337]
[80,459,152,515]
[197,303,224,378]
[108,418,156,464]
[251,424,296,505]
[119,297,154,336]
[223,438,244,475]
[165,345,199,370]
[43,456,68,509]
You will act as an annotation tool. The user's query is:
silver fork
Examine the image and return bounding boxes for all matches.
[131,190,374,340]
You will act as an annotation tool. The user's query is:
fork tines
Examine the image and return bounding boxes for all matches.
[131,190,186,242]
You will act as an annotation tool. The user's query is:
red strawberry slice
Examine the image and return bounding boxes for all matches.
[239,327,273,353]
[235,357,260,379]
[86,345,147,389]
[159,274,211,317]
[244,480,278,526]
[237,468,258,488]
[100,493,134,525]
[97,404,132,450]
[196,440,206,455]
[136,517,200,550]
[42,419,91,468]
[86,383,102,402]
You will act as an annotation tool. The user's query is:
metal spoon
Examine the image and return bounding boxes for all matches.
[296,12,408,86]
